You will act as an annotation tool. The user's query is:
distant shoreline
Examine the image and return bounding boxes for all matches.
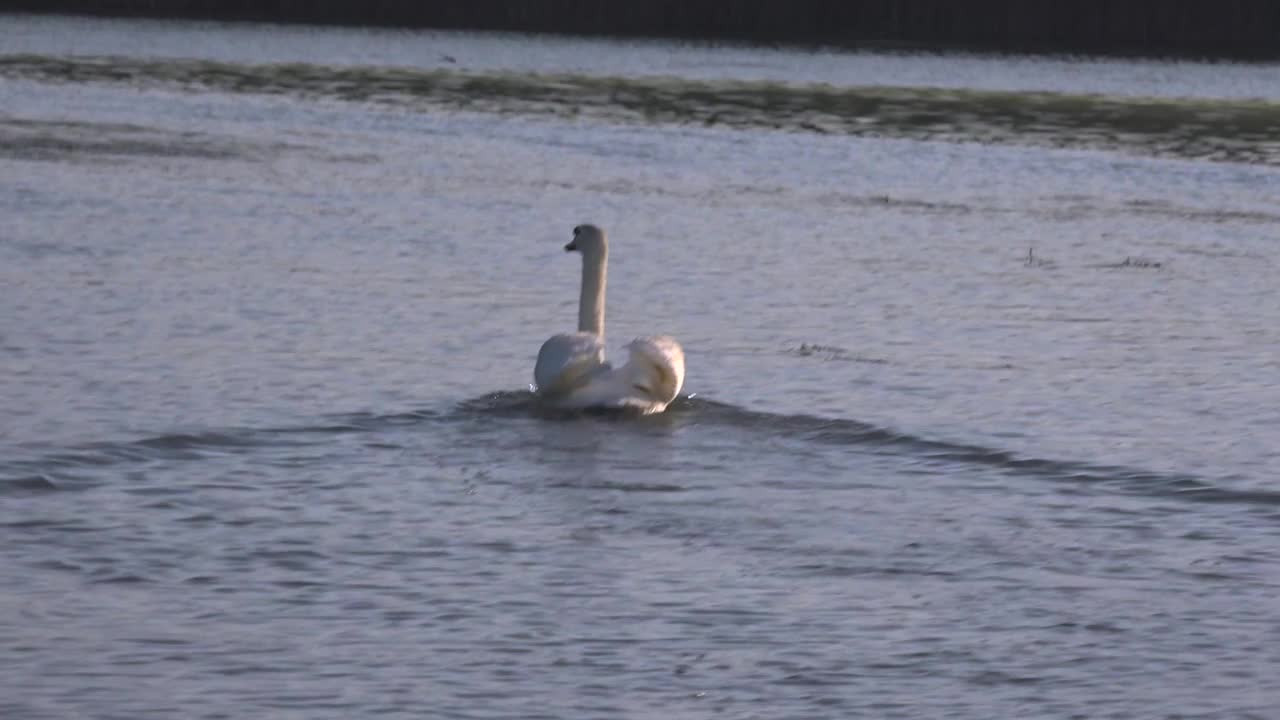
[3,1,1279,61]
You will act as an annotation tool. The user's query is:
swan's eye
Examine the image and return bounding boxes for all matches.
[573,226,581,235]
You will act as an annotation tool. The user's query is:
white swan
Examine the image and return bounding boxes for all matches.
[534,224,685,414]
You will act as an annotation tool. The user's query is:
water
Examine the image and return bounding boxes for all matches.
[3,14,1280,719]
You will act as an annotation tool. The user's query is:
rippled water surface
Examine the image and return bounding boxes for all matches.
[3,15,1279,719]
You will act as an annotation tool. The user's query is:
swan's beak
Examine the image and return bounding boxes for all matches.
[564,240,578,252]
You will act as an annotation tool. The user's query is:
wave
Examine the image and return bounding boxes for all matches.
[4,391,1274,509]
[3,53,1278,165]
[0,114,250,163]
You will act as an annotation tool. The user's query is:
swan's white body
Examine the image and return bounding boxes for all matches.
[534,225,685,414]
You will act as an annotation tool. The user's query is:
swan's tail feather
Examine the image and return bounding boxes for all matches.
[625,336,686,407]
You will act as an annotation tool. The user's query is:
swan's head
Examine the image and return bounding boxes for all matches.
[565,224,607,256]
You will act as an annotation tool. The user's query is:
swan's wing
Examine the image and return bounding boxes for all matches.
[619,335,686,408]
[534,332,607,396]
[537,334,684,415]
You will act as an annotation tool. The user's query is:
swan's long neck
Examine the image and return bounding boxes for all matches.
[578,248,607,337]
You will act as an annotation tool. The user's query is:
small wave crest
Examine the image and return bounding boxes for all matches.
[0,112,261,163]
[0,408,440,493]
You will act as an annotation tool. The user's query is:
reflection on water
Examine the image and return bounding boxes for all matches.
[3,53,1278,165]
[3,13,1280,101]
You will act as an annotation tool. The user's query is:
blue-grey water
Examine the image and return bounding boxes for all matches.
[3,14,1280,719]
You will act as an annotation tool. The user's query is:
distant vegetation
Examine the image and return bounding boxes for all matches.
[4,0,1279,59]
